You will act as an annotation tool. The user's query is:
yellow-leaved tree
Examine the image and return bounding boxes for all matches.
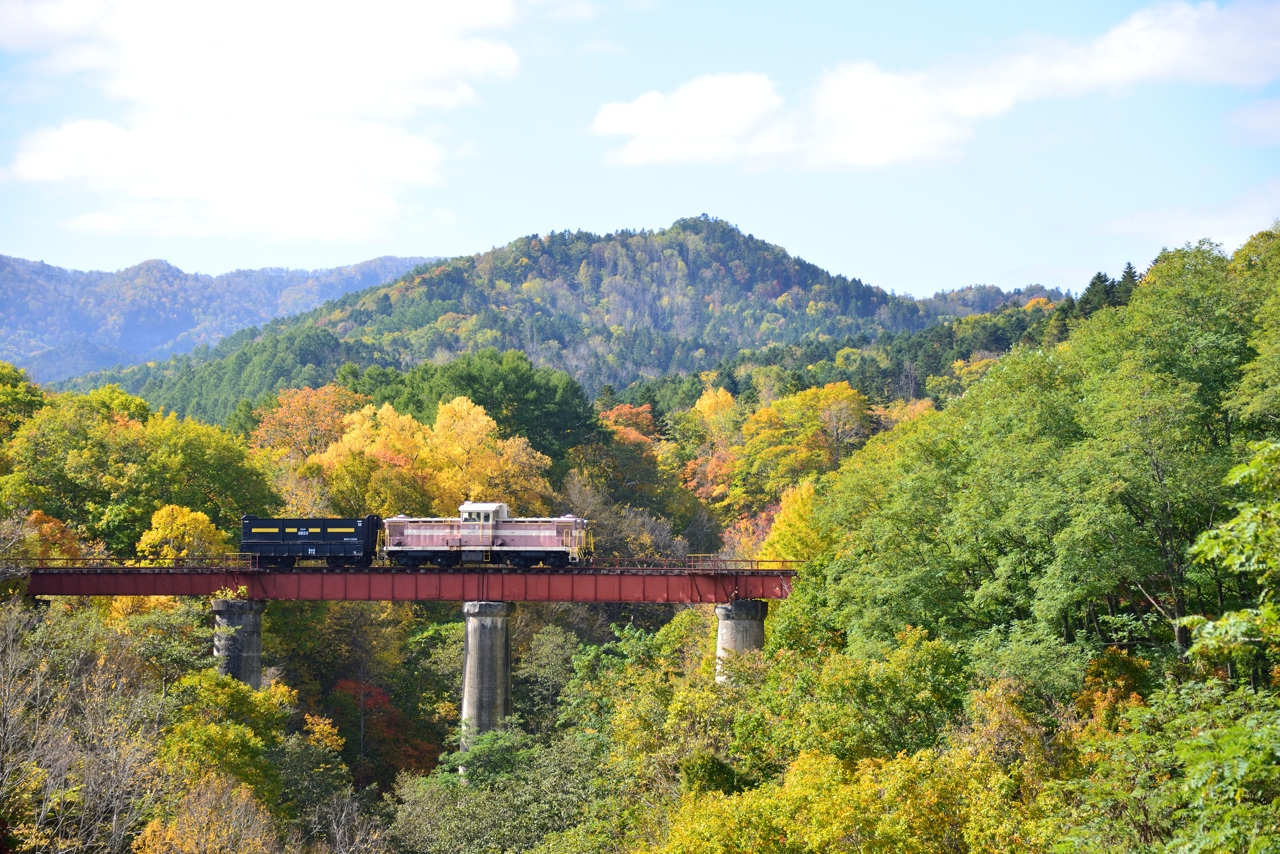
[424,396,551,512]
[136,505,232,561]
[676,388,742,509]
[657,681,1060,854]
[314,401,434,517]
[732,382,871,512]
[313,397,551,517]
[758,480,832,563]
[133,773,283,854]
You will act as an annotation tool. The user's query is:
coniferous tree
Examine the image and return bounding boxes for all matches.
[1077,271,1117,318]
[1116,261,1139,304]
[1043,293,1076,345]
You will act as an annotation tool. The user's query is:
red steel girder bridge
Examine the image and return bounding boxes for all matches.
[20,556,798,603]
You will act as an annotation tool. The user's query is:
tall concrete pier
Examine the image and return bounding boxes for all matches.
[461,601,514,748]
[714,599,768,683]
[211,599,266,689]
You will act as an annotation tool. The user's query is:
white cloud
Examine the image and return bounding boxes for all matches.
[593,0,1280,168]
[1107,178,1280,249]
[2,0,519,239]
[593,73,785,165]
[580,38,624,55]
[1231,97,1280,143]
[524,0,598,22]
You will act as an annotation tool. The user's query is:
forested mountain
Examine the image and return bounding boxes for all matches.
[0,254,431,381]
[60,216,1062,423]
[1,223,1278,853]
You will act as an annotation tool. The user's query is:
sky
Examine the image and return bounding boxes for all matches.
[0,0,1278,297]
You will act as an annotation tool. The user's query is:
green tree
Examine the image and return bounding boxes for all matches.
[1116,261,1140,303]
[1187,441,1280,668]
[160,671,295,806]
[1227,223,1280,427]
[126,598,215,701]
[0,362,43,442]
[1077,271,1118,318]
[344,349,597,476]
[1,386,279,553]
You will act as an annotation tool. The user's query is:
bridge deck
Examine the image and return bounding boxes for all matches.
[19,557,798,603]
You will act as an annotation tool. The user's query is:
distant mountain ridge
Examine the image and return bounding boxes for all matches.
[0,255,433,381]
[58,216,1063,424]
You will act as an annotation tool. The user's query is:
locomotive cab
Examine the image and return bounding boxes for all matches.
[460,501,509,524]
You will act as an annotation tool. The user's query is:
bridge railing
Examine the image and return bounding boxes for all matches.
[19,555,801,575]
[581,556,802,573]
[21,556,255,572]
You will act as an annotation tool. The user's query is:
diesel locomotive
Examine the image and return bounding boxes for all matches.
[241,502,589,568]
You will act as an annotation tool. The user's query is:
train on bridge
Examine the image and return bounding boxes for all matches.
[242,502,589,569]
[27,500,795,603]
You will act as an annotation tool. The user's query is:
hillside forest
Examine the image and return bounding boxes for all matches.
[59,216,1064,425]
[0,255,429,383]
[0,222,1278,853]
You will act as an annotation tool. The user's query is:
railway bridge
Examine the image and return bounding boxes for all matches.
[21,556,797,745]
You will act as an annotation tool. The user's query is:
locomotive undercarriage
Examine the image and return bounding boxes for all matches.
[254,553,572,569]
[387,551,571,569]
[254,555,375,569]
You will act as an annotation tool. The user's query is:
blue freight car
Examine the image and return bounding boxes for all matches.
[240,515,381,568]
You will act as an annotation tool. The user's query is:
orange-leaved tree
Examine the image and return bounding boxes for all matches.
[674,388,742,511]
[251,385,369,462]
[25,510,85,559]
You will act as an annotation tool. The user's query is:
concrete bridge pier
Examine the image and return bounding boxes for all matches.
[715,599,768,683]
[461,601,514,749]
[212,599,266,689]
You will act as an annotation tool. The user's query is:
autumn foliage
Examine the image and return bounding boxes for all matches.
[250,384,369,462]
[136,505,232,561]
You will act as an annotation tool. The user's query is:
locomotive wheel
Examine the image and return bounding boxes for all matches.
[508,553,534,569]
[546,553,570,569]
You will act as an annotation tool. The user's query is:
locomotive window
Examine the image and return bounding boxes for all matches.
[482,513,491,523]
